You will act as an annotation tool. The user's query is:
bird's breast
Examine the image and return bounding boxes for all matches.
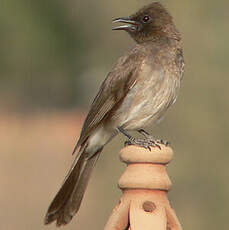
[111,64,180,130]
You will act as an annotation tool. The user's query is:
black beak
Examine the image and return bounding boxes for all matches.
[112,17,140,31]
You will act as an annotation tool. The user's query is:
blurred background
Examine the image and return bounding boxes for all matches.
[0,0,228,229]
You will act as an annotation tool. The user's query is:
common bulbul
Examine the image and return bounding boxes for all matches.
[44,2,184,226]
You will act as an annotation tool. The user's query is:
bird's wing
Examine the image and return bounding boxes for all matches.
[74,50,144,151]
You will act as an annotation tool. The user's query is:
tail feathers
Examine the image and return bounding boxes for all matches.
[44,146,101,226]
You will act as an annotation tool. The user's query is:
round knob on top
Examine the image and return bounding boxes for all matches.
[118,145,173,191]
[120,144,173,164]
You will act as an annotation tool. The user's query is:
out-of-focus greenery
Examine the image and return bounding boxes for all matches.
[0,0,228,230]
[1,0,228,111]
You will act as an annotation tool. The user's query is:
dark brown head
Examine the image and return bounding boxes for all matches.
[112,2,181,43]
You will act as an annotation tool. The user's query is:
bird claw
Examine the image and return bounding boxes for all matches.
[124,140,132,147]
[121,128,168,150]
[156,139,170,146]
[124,138,161,150]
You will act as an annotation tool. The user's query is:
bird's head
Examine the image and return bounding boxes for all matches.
[112,2,180,43]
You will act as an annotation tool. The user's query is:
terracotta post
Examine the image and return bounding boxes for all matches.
[104,144,182,230]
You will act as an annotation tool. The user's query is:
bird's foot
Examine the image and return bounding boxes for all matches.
[118,127,166,151]
[138,129,170,147]
[124,137,161,151]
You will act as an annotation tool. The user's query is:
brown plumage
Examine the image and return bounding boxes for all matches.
[44,2,184,226]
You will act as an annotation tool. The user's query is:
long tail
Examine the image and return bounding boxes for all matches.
[44,145,101,226]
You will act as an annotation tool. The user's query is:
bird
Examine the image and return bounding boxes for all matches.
[44,2,184,226]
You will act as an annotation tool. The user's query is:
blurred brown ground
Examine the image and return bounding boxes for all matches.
[0,0,229,229]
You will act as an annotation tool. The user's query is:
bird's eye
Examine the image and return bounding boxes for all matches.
[142,15,150,23]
